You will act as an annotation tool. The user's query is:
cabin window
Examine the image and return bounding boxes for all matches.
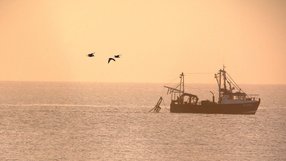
[183,96,190,104]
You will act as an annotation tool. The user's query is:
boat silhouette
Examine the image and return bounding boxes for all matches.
[164,67,260,114]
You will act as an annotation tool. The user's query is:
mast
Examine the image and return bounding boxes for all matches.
[164,72,201,105]
[215,66,247,103]
[179,72,184,96]
[222,66,227,91]
[164,72,185,101]
[215,66,226,103]
[181,72,184,94]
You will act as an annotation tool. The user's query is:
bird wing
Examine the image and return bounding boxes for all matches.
[108,58,115,63]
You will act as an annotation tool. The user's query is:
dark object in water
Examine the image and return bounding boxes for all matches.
[164,67,260,114]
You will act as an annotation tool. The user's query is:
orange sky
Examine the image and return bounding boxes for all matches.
[0,0,285,84]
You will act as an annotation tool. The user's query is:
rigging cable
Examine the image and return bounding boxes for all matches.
[226,72,244,92]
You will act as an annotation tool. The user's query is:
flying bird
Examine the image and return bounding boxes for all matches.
[87,52,95,57]
[108,58,116,63]
[114,55,121,58]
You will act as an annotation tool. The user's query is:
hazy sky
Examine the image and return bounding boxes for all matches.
[0,0,285,84]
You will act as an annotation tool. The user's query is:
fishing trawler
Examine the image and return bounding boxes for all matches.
[164,67,260,114]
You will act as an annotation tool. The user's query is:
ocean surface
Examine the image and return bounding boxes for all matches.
[0,82,285,161]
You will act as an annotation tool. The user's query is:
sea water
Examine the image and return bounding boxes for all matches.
[0,82,285,161]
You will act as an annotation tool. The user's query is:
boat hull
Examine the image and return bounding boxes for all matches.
[170,100,260,114]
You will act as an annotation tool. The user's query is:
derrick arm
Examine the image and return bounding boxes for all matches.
[149,97,163,113]
[164,86,182,93]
